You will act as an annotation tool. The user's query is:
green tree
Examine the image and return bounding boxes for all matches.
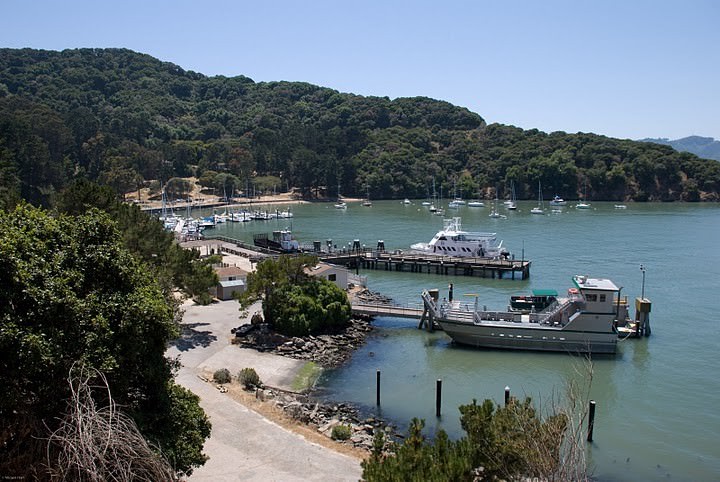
[362,397,572,481]
[0,205,211,476]
[240,255,351,336]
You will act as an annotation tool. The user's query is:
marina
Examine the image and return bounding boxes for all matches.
[173,200,720,480]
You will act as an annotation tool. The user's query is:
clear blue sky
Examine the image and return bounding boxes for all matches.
[2,0,718,140]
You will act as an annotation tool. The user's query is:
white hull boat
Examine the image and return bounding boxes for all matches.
[410,217,509,258]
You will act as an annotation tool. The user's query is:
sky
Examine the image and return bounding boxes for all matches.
[2,0,718,140]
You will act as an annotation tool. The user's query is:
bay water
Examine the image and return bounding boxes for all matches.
[203,200,720,481]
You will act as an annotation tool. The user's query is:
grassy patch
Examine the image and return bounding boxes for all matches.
[292,361,323,392]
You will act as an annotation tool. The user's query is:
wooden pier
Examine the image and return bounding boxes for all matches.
[319,251,530,280]
[202,234,531,280]
[351,302,424,319]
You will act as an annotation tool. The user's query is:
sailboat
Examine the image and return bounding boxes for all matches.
[576,180,591,209]
[362,185,372,206]
[531,181,545,214]
[334,184,347,209]
[506,181,517,210]
[489,195,506,218]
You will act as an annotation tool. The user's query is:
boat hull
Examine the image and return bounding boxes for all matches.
[437,319,617,354]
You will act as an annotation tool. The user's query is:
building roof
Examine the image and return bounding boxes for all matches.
[305,262,347,277]
[214,266,248,279]
[219,279,245,288]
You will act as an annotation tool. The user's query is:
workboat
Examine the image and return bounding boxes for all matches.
[422,275,648,354]
[410,217,509,259]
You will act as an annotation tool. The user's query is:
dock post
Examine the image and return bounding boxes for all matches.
[436,379,442,417]
[587,400,596,442]
[376,370,381,406]
[504,386,510,406]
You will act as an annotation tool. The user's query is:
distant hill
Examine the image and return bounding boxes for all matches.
[0,48,719,206]
[641,136,720,161]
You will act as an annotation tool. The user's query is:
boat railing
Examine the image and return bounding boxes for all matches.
[540,299,582,326]
[473,310,517,324]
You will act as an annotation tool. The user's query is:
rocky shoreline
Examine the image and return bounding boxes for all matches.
[230,291,402,452]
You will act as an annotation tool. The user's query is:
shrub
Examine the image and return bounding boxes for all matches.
[331,424,352,441]
[238,367,261,389]
[213,368,231,384]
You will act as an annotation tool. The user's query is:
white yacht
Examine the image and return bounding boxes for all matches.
[410,217,509,258]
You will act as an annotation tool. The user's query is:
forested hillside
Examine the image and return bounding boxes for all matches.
[1,47,718,206]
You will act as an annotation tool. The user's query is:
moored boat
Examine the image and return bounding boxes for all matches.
[422,275,646,354]
[410,217,509,258]
[549,195,567,206]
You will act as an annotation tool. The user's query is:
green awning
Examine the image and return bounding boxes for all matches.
[532,289,558,297]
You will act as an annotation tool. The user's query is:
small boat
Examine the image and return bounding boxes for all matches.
[614,204,627,209]
[410,217,509,258]
[362,186,372,206]
[509,289,558,313]
[403,198,412,205]
[423,275,645,354]
[448,200,461,209]
[576,181,591,209]
[335,184,347,209]
[549,195,567,206]
[506,181,517,210]
[467,200,484,207]
[489,197,506,218]
[530,181,544,214]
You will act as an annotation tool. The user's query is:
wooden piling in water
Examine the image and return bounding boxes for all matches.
[376,370,381,406]
[587,400,596,442]
[505,386,510,406]
[436,379,442,417]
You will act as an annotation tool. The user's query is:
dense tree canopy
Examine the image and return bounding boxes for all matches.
[1,47,718,206]
[0,205,211,477]
[240,255,351,336]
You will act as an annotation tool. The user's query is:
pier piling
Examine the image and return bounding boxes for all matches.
[436,379,442,417]
[376,370,381,406]
[587,400,596,442]
[504,386,510,406]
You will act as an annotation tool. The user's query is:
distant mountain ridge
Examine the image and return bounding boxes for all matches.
[641,136,720,161]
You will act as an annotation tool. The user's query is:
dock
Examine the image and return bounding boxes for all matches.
[203,234,531,280]
[319,251,530,280]
[351,302,424,319]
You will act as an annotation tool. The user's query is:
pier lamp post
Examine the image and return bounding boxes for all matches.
[640,265,646,300]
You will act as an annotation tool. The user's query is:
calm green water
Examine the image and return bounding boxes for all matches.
[203,200,720,481]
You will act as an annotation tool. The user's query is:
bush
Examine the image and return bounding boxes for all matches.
[238,367,261,389]
[331,424,352,441]
[213,368,231,384]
